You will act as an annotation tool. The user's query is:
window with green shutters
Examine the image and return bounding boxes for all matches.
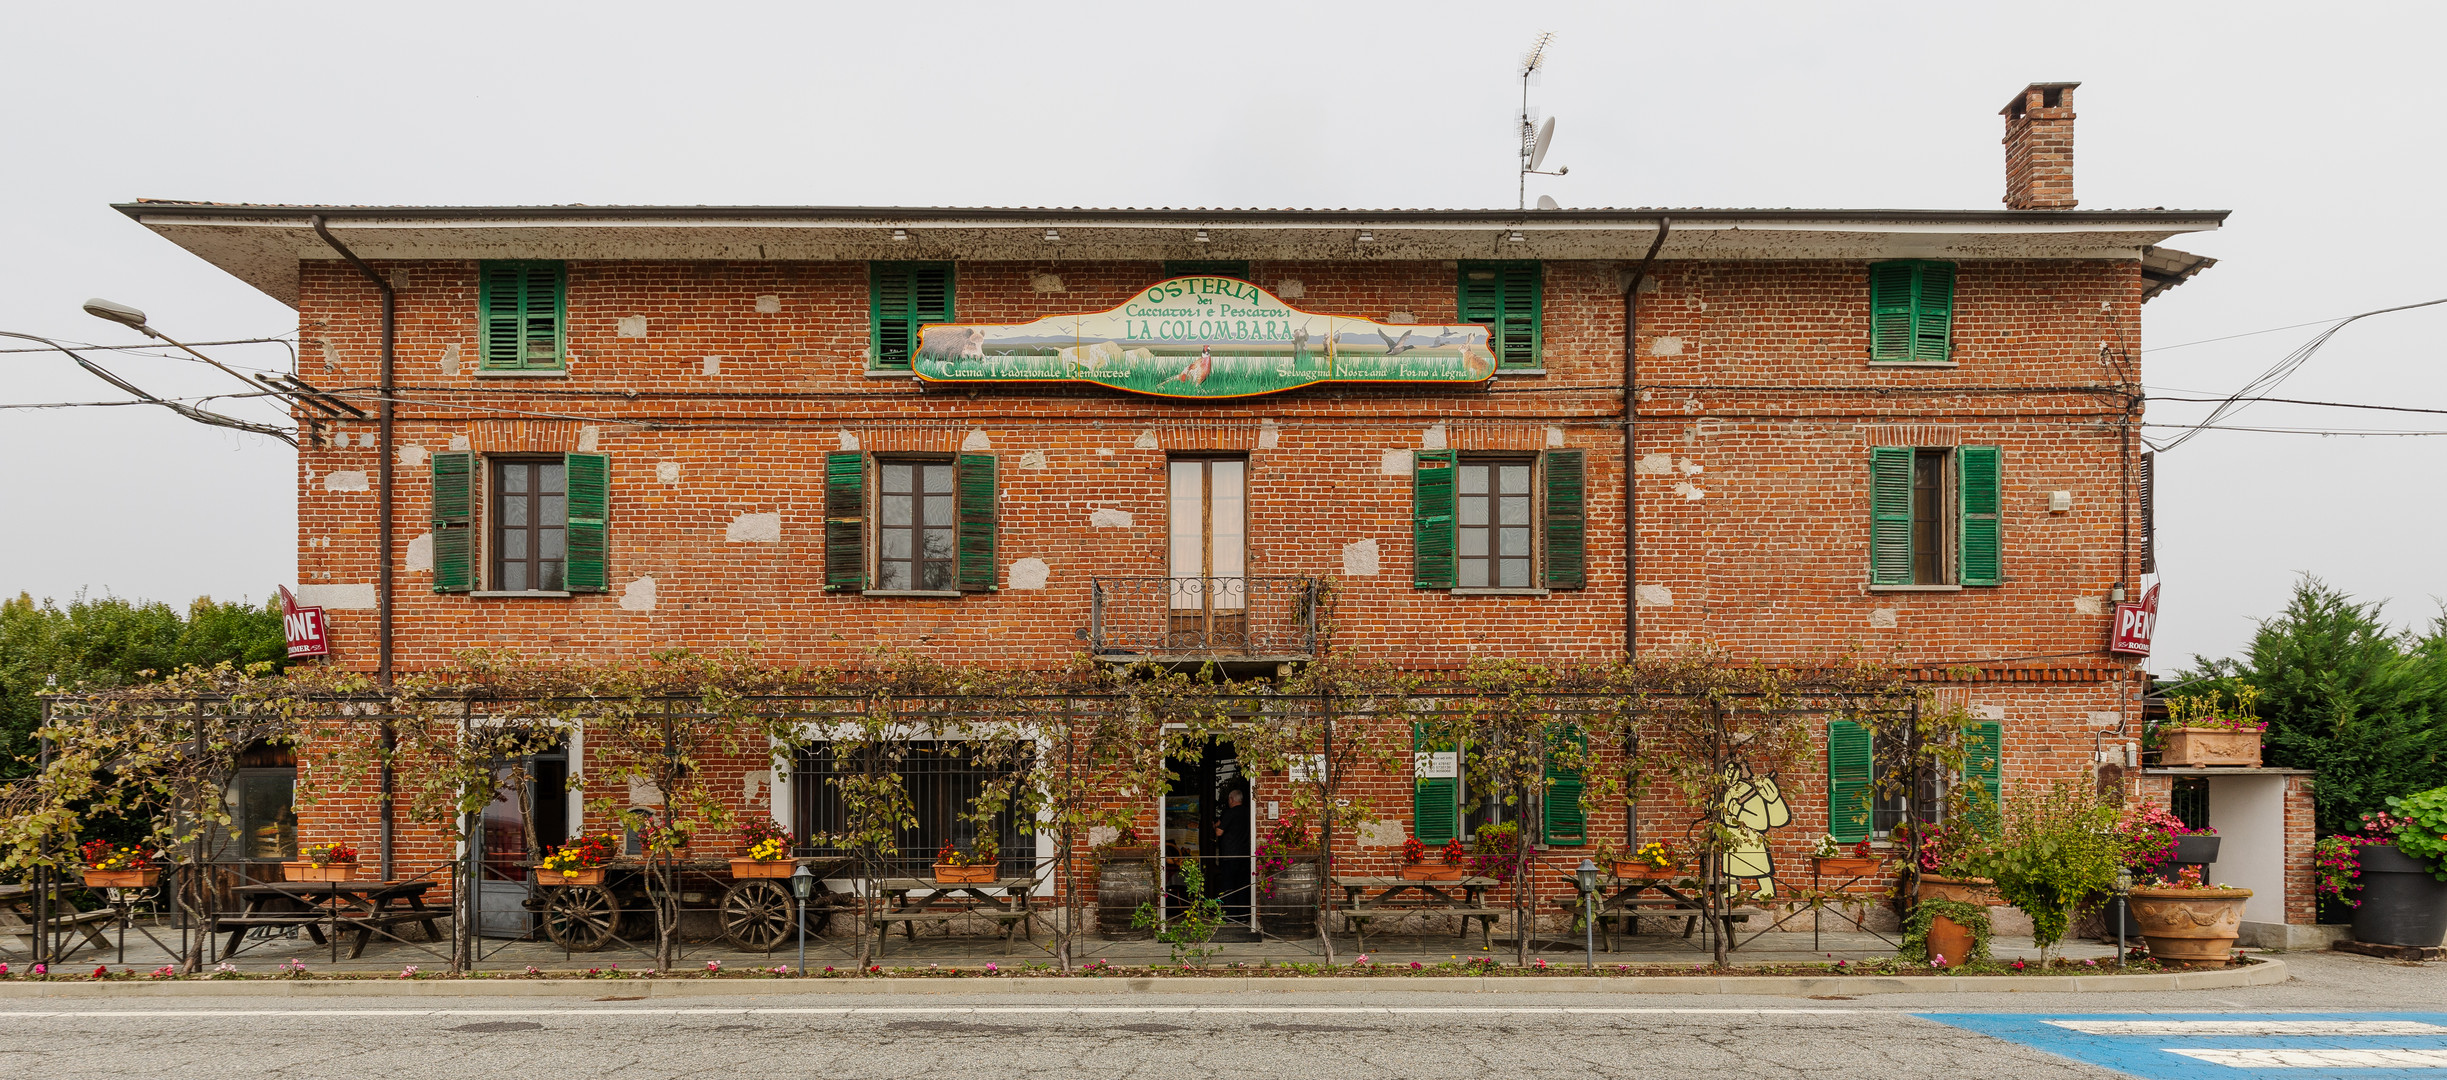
[1162,261,1249,280]
[1457,261,1542,369]
[869,262,953,370]
[1412,449,1584,591]
[1867,445,2001,586]
[1541,725,1588,846]
[478,261,566,371]
[823,452,867,592]
[428,450,606,594]
[822,452,998,595]
[956,454,997,592]
[1825,719,1873,844]
[564,453,608,593]
[1867,260,1955,363]
[430,452,475,593]
[1411,722,1459,845]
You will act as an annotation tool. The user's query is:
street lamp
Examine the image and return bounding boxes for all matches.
[2113,866,2133,969]
[790,863,816,972]
[83,296,268,397]
[1573,858,1603,970]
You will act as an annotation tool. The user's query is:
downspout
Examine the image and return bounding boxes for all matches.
[1621,218,1671,662]
[311,216,399,881]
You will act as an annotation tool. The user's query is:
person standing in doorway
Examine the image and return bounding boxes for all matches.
[1213,782,1254,923]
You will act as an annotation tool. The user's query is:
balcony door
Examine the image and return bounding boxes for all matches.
[1168,457,1247,650]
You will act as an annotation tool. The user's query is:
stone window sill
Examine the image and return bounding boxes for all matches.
[1451,587,1551,597]
[1866,361,1960,369]
[472,368,571,378]
[471,590,574,599]
[1868,584,1963,593]
[863,368,918,379]
[862,589,963,599]
[1496,368,1549,377]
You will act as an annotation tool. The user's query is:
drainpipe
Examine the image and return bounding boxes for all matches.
[311,216,399,881]
[1621,218,1670,661]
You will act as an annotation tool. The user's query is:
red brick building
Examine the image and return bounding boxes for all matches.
[122,82,2309,941]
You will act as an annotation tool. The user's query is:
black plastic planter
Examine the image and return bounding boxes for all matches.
[2174,834,2222,864]
[2352,843,2447,948]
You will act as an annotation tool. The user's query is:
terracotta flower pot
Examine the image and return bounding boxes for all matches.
[1925,914,1976,967]
[82,868,159,889]
[282,861,357,883]
[1400,863,1465,881]
[2127,886,2251,967]
[729,858,795,879]
[1914,874,1999,906]
[2160,728,2261,767]
[536,867,606,886]
[933,863,998,884]
[1813,857,1882,877]
[1612,863,1682,880]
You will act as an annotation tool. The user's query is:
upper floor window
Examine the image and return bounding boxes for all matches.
[1867,445,2000,587]
[478,261,567,371]
[1457,261,1542,370]
[1455,457,1534,589]
[877,458,960,593]
[1868,260,1955,363]
[430,451,608,596]
[1412,449,1584,593]
[823,452,998,595]
[870,262,954,371]
[493,458,568,592]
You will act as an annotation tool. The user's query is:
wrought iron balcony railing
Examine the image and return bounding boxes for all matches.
[1088,576,1322,661]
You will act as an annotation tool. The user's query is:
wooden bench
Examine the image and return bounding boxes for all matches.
[868,908,1034,956]
[2,907,116,959]
[1556,895,1703,949]
[1341,906,1506,950]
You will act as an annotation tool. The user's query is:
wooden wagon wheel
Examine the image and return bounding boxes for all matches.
[719,879,794,952]
[543,884,622,952]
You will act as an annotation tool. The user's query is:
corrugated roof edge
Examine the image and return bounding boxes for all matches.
[113,201,2230,226]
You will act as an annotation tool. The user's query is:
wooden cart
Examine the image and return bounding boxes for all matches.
[523,857,849,953]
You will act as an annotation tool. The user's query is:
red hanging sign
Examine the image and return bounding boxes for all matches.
[278,586,329,660]
[2109,584,2159,656]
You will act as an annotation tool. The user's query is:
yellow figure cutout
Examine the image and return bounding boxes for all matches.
[1717,763,1791,898]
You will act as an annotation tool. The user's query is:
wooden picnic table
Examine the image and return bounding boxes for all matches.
[212,880,446,960]
[869,876,1036,957]
[1331,875,1506,951]
[0,882,115,960]
[1554,875,1708,951]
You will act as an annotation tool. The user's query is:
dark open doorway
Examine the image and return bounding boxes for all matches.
[1162,737,1257,933]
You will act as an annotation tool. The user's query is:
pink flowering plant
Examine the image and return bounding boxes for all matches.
[2162,686,2266,733]
[2115,804,2193,878]
[2311,808,2421,905]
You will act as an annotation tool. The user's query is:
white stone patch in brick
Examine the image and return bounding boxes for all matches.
[1274,279,1305,299]
[1006,557,1051,590]
[1258,419,1280,449]
[1680,457,1705,475]
[353,432,373,448]
[448,434,471,451]
[576,425,601,452]
[1971,704,2005,721]
[324,470,370,492]
[1030,273,1064,293]
[405,532,434,573]
[1387,310,1416,324]
[1087,825,1120,848]
[1097,448,1115,456]
[961,430,992,452]
[1868,609,1898,628]
[701,356,722,376]
[2073,596,2107,615]
[1636,453,1676,475]
[1089,508,1133,529]
[655,461,682,484]
[1357,820,1406,848]
[1650,336,1685,356]
[744,769,769,807]
[1673,482,1706,500]
[627,776,665,806]
[1381,449,1413,475]
[1546,426,1565,448]
[1132,430,1159,450]
[439,342,462,375]
[617,316,649,338]
[322,341,343,371]
[837,430,861,451]
[1019,449,1047,470]
[619,575,657,611]
[397,444,428,468]
[2087,711,2121,729]
[1635,585,1674,607]
[295,583,376,610]
[726,512,782,543]
[1342,538,1381,577]
[1420,423,1448,450]
[754,294,782,314]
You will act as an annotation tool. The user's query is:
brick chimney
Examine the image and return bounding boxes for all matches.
[2001,82,2079,210]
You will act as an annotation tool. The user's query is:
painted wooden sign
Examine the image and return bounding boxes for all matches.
[911,276,1498,398]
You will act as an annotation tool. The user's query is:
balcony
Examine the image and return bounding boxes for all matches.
[1088,576,1322,663]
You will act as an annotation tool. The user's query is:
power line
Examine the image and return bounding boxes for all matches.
[2149,296,2447,453]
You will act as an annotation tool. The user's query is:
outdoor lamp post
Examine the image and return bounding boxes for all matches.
[82,297,266,395]
[1574,858,1602,970]
[791,863,816,972]
[2113,866,2133,969]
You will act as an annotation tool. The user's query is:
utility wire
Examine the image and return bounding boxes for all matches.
[0,331,295,445]
[2149,296,2447,452]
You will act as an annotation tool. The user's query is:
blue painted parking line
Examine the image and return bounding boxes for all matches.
[1920,1013,2447,1079]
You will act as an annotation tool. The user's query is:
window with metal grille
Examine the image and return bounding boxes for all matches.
[793,740,1034,877]
[2171,776,2209,832]
[1455,457,1535,588]
[492,458,567,592]
[877,458,958,592]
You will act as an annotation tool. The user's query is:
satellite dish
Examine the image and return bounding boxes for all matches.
[1528,116,1557,172]
[1536,195,1560,211]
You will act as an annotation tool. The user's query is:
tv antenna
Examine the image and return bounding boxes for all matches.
[1517,31,1567,210]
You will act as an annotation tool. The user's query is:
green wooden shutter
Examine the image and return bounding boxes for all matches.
[1868,262,1917,362]
[1826,719,1873,844]
[1458,261,1542,368]
[1541,725,1588,847]
[1411,721,1458,845]
[869,262,953,370]
[563,452,608,593]
[1411,449,1456,589]
[1957,445,2001,586]
[1912,262,1955,362]
[1868,447,1914,586]
[479,261,565,370]
[824,452,867,592]
[430,451,474,594]
[1965,720,2003,836]
[1542,449,1585,589]
[956,453,997,593]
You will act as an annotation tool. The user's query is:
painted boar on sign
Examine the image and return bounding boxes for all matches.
[912,276,1499,398]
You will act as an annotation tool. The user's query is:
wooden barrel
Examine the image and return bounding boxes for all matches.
[1096,852,1156,939]
[1259,853,1321,938]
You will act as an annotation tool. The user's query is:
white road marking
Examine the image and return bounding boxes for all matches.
[2167,1047,2447,1068]
[0,1005,1874,1019]
[2047,1020,2447,1036]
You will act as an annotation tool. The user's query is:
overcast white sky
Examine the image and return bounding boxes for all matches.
[4,1,2441,673]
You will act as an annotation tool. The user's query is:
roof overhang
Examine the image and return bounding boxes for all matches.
[112,202,2230,307]
[2139,244,2219,302]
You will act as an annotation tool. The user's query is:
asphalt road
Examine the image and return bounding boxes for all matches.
[0,952,2432,1080]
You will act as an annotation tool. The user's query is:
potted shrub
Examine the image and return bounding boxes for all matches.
[282,843,358,883]
[2347,790,2447,948]
[933,838,1000,884]
[2156,687,2265,767]
[2128,866,2251,967]
[1399,835,1463,880]
[1811,834,1881,878]
[1901,897,1991,968]
[728,822,797,880]
[1962,780,2122,964]
[78,840,158,890]
[537,834,616,886]
[1094,827,1156,939]
[2111,803,2192,940]
[1467,822,1521,883]
[1897,820,1997,904]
